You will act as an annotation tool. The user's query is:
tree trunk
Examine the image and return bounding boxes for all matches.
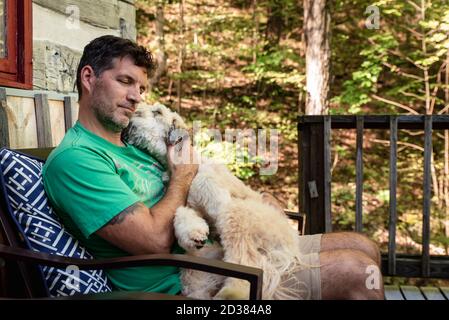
[252,0,259,64]
[445,50,449,254]
[265,0,283,48]
[303,0,331,115]
[149,1,167,91]
[421,0,431,114]
[176,0,186,114]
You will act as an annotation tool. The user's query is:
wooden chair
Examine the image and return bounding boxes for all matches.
[0,147,263,300]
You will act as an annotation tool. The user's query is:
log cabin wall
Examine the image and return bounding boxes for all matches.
[0,0,136,148]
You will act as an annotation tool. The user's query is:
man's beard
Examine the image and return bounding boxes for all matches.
[93,104,129,133]
[90,89,130,133]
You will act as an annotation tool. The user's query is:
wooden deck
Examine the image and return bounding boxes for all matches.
[384,285,449,300]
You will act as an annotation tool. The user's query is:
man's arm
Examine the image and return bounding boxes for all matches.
[96,141,198,255]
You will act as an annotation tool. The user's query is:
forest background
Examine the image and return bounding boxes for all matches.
[135,0,449,284]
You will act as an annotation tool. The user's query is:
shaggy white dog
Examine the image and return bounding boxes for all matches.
[123,103,314,300]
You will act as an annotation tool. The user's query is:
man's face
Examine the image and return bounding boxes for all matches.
[89,56,148,132]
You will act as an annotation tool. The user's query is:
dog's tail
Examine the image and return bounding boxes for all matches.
[256,247,320,300]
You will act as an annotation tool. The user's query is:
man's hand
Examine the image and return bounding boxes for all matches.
[167,137,199,185]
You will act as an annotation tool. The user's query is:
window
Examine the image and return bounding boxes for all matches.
[0,0,32,89]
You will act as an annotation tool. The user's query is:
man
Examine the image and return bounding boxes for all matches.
[43,35,384,299]
[43,35,196,295]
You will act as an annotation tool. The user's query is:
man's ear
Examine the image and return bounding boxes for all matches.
[80,65,97,95]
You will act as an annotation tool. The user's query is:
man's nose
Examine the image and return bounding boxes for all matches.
[127,86,143,104]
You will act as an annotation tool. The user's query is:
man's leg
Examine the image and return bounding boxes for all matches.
[320,249,384,299]
[261,194,382,266]
[321,232,382,266]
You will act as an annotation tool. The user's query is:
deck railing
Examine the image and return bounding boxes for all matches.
[298,115,449,278]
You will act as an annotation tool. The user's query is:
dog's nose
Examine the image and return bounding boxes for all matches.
[194,239,207,249]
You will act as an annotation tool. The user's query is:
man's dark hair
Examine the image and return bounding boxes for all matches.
[76,35,155,99]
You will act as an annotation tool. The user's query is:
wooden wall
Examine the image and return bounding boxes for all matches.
[32,0,136,92]
[0,88,78,149]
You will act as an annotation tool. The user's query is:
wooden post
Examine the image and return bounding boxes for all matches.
[388,116,398,275]
[0,88,9,148]
[324,116,332,232]
[422,115,432,277]
[300,116,331,234]
[63,96,76,132]
[355,116,364,232]
[34,94,53,148]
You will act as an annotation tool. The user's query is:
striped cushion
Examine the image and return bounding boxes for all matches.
[0,148,113,297]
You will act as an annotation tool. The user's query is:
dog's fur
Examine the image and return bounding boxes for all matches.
[123,103,314,300]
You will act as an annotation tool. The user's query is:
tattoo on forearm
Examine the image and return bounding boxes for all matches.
[108,202,145,225]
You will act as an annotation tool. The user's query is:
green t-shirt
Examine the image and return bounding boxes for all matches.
[42,121,182,294]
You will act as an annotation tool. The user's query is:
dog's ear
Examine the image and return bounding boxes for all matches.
[172,111,188,128]
[152,109,163,117]
[172,118,184,129]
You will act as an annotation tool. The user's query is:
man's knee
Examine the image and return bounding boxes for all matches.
[340,250,384,300]
[321,249,384,300]
[343,232,382,266]
[357,233,381,266]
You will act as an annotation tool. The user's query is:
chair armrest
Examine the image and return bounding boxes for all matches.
[0,244,263,300]
[284,209,306,235]
[283,209,304,220]
[0,291,194,300]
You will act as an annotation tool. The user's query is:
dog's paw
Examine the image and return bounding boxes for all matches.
[174,207,210,250]
[186,227,210,250]
[214,285,250,300]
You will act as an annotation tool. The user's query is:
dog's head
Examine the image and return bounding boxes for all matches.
[123,102,189,165]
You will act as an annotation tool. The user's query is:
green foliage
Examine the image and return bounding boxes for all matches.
[212,102,297,142]
[243,46,304,90]
[333,34,398,113]
[193,128,264,180]
[171,70,225,87]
